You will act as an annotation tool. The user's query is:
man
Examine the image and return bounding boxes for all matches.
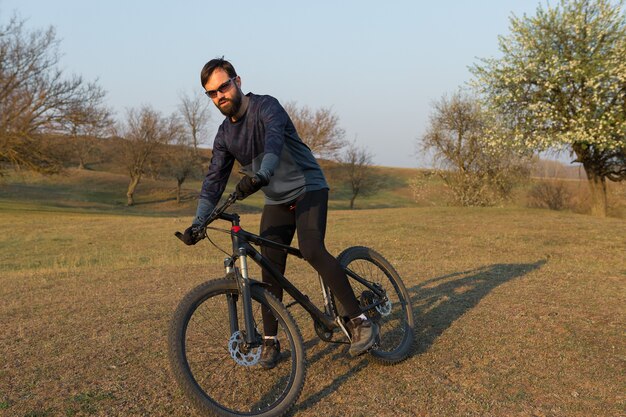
[181,58,378,367]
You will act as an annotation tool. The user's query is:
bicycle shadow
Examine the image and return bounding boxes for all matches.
[290,260,546,414]
[408,260,546,355]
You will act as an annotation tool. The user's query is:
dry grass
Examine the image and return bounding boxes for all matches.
[1,205,625,417]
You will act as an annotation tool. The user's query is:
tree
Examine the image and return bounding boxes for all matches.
[178,91,211,155]
[0,16,110,173]
[341,140,378,209]
[63,85,114,169]
[162,119,203,204]
[471,0,626,216]
[119,106,181,206]
[283,102,346,159]
[421,92,530,206]
[168,143,200,204]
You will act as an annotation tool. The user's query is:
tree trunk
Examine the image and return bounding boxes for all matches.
[574,143,608,218]
[176,179,183,204]
[126,174,141,206]
[349,192,358,209]
[586,169,607,217]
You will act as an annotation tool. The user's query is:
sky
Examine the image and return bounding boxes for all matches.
[0,0,544,168]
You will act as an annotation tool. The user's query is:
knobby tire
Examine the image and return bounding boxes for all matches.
[168,277,306,417]
[337,246,415,364]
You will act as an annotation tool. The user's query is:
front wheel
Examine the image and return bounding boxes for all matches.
[338,246,415,365]
[168,277,306,417]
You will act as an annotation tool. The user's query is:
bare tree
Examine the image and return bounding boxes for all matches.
[119,106,180,206]
[167,143,201,204]
[0,16,110,173]
[63,85,114,169]
[421,92,530,206]
[341,140,377,209]
[161,117,203,203]
[283,102,346,159]
[178,91,211,155]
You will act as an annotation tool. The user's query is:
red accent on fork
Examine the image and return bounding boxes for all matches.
[231,226,241,233]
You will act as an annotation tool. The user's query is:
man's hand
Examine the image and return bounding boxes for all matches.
[178,225,205,245]
[235,175,266,200]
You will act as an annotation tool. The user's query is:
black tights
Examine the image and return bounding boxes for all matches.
[260,189,361,336]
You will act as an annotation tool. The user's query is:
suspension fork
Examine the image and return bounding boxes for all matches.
[235,247,260,346]
[224,257,239,335]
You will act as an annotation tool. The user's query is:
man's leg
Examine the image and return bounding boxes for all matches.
[294,189,362,318]
[259,203,296,336]
[294,189,379,356]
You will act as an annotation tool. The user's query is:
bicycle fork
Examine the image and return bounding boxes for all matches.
[225,248,261,348]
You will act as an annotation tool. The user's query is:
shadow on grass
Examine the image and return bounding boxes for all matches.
[290,261,545,414]
[408,260,546,355]
[290,344,370,416]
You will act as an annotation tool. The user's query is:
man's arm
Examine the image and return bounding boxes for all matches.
[255,96,289,183]
[194,133,235,226]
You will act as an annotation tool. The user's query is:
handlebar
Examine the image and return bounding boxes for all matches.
[203,192,239,227]
[174,192,239,244]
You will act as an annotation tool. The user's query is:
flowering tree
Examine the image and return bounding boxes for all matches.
[471,0,626,216]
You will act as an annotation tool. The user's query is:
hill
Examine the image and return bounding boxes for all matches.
[2,135,625,217]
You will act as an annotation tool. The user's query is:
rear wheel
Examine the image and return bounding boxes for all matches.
[338,246,414,364]
[168,277,306,417]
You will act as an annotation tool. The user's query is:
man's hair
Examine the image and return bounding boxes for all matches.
[200,57,237,87]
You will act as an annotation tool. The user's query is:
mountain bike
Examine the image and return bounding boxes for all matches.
[168,192,414,417]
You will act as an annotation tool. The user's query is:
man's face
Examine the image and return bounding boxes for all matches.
[204,68,242,118]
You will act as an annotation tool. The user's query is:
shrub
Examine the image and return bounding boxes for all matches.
[527,181,572,210]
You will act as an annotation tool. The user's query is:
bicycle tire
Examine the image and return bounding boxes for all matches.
[168,277,306,417]
[337,246,415,365]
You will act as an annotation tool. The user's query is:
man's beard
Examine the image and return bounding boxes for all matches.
[217,89,242,118]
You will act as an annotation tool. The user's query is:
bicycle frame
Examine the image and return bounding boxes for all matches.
[211,204,388,348]
[219,211,334,344]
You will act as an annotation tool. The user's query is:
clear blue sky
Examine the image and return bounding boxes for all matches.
[0,0,542,168]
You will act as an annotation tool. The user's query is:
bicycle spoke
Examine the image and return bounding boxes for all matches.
[172,281,304,415]
[338,247,414,364]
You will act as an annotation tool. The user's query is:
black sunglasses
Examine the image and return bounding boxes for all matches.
[205,77,236,98]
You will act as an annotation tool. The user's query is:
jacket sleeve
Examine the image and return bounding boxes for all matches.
[196,132,234,224]
[255,97,288,183]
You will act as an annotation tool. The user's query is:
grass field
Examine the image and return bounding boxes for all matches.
[1,194,625,416]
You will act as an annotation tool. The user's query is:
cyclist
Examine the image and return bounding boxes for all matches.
[181,58,379,368]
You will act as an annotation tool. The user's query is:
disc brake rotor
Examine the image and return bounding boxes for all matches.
[361,290,392,318]
[376,298,392,316]
[228,331,262,366]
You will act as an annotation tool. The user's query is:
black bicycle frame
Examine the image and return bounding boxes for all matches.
[223,212,335,331]
[216,210,387,347]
